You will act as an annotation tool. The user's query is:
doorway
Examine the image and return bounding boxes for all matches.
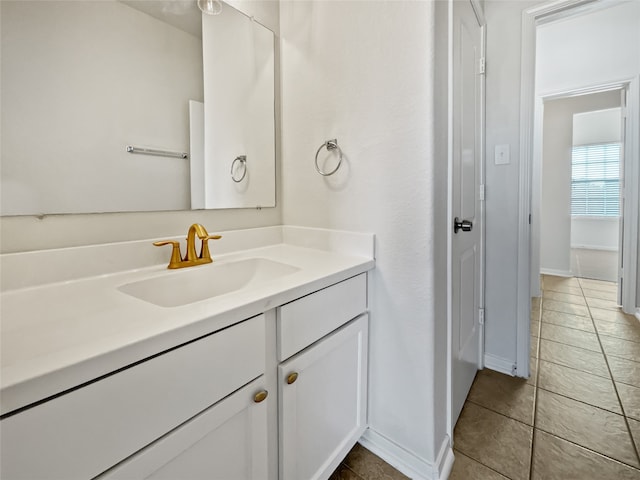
[516,0,640,379]
[538,91,623,286]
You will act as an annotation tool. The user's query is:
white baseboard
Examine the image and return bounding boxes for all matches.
[359,428,454,480]
[539,268,572,277]
[484,353,515,376]
[636,308,640,321]
[571,244,618,252]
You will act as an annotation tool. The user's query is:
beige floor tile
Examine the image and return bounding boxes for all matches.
[530,335,539,358]
[600,335,640,362]
[617,382,640,421]
[540,323,601,352]
[535,389,639,467]
[538,360,621,414]
[582,287,618,301]
[454,402,532,480]
[579,277,617,290]
[540,310,594,333]
[608,355,640,388]
[586,296,621,311]
[629,418,640,454]
[541,290,586,305]
[539,339,609,378]
[449,451,509,480]
[531,320,540,337]
[343,444,409,480]
[527,359,537,387]
[530,311,540,325]
[329,464,363,480]
[590,307,637,324]
[595,319,640,344]
[531,430,640,480]
[543,275,580,287]
[543,284,583,295]
[542,299,589,317]
[468,370,536,425]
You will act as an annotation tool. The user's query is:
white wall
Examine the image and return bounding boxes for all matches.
[280,0,447,475]
[540,92,620,275]
[571,217,620,250]
[573,107,622,145]
[536,2,640,95]
[484,0,539,366]
[1,0,203,214]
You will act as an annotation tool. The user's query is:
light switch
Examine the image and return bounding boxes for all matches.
[495,144,510,165]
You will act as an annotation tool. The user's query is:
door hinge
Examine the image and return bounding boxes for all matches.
[479,184,485,201]
[478,308,485,325]
[529,214,532,225]
[477,57,485,75]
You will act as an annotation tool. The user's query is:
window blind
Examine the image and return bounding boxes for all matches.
[571,142,621,216]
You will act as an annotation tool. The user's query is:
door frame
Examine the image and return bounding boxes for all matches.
[517,0,640,376]
[446,0,486,441]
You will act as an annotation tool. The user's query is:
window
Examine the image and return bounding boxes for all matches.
[571,142,621,216]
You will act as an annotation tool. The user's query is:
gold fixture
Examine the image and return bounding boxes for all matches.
[254,391,268,403]
[154,224,222,269]
[286,372,299,385]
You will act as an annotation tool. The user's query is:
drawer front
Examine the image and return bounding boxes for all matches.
[1,315,265,480]
[277,274,366,361]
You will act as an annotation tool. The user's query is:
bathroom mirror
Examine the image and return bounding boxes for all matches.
[0,0,276,215]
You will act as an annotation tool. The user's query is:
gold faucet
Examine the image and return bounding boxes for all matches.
[154,224,222,269]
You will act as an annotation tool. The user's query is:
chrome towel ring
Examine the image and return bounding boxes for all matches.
[231,155,247,182]
[314,139,343,176]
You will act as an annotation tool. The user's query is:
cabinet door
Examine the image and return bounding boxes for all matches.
[99,377,270,480]
[279,314,368,480]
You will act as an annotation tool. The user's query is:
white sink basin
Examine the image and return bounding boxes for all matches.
[118,258,300,307]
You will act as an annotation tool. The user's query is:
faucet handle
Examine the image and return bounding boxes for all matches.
[200,235,222,260]
[153,240,183,269]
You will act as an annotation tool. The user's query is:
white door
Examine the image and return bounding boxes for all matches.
[451,0,483,427]
[279,315,368,480]
[98,378,270,480]
[617,87,627,305]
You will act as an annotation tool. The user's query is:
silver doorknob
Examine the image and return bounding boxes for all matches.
[454,217,473,234]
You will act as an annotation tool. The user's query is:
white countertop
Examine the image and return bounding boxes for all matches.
[0,226,374,416]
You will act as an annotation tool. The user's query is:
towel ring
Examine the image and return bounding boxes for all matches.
[231,155,247,183]
[314,139,343,176]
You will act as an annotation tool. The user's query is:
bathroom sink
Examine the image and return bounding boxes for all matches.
[118,258,299,307]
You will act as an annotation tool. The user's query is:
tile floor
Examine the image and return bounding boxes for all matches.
[329,444,409,480]
[332,274,640,479]
[451,275,640,479]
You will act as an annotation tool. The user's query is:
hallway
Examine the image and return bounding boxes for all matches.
[451,275,640,479]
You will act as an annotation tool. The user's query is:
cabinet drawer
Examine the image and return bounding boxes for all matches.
[277,274,366,361]
[1,315,266,480]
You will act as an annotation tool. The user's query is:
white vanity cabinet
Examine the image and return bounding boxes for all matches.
[1,272,370,480]
[277,274,369,480]
[0,315,267,480]
[99,377,270,480]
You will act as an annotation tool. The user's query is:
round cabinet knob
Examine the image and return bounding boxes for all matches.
[286,372,299,384]
[254,390,268,403]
